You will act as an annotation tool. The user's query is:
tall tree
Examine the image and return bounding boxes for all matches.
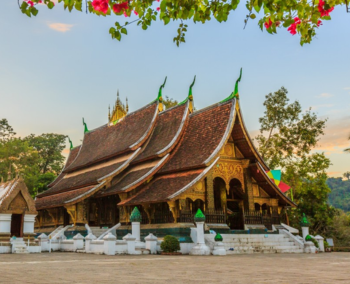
[19,0,346,46]
[255,87,332,234]
[344,172,350,181]
[0,119,16,141]
[24,133,67,174]
[163,96,178,110]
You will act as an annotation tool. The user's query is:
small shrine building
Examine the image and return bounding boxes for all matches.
[34,74,295,236]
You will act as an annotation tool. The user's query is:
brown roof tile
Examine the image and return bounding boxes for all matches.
[119,169,204,206]
[39,161,124,197]
[159,100,234,174]
[65,102,158,172]
[133,103,188,163]
[47,145,81,188]
[35,185,95,210]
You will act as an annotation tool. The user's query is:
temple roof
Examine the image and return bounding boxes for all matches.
[159,99,235,174]
[36,185,96,210]
[64,101,158,172]
[133,102,189,163]
[47,145,81,188]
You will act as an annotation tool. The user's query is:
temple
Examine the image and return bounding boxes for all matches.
[34,73,295,238]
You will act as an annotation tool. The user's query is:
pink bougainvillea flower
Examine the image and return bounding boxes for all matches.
[27,0,34,6]
[123,11,128,17]
[287,17,301,35]
[264,18,272,29]
[318,0,334,17]
[92,0,109,14]
[133,10,138,15]
[100,1,108,13]
[317,20,322,27]
[156,7,160,11]
[112,1,129,14]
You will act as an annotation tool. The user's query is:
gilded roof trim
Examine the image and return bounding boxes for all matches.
[167,156,220,200]
[236,100,270,171]
[203,99,236,166]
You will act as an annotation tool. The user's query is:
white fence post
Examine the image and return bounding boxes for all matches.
[103,233,116,256]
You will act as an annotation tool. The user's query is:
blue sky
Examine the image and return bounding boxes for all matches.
[0,0,349,177]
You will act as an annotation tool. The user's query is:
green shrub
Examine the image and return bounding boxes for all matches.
[160,235,180,253]
[311,238,319,248]
[324,240,329,248]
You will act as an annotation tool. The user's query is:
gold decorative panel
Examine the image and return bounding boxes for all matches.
[212,161,245,192]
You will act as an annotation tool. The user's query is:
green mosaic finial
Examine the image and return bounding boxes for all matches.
[130,207,142,223]
[300,213,310,227]
[179,75,196,106]
[221,68,242,103]
[82,118,89,134]
[67,137,73,150]
[305,235,312,241]
[157,76,167,102]
[214,233,223,242]
[194,208,205,222]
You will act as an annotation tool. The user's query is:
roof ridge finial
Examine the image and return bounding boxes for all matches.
[157,76,167,112]
[67,136,73,150]
[178,75,196,113]
[189,75,196,98]
[221,68,242,103]
[82,118,89,134]
[108,105,111,121]
[126,97,129,113]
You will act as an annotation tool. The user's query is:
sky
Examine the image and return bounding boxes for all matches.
[0,0,349,178]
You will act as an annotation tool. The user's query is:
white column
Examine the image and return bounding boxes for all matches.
[73,233,84,251]
[145,233,158,254]
[123,233,136,254]
[85,233,96,253]
[301,226,309,240]
[189,221,210,255]
[132,222,141,242]
[0,214,12,234]
[315,235,325,252]
[23,214,36,234]
[103,232,116,256]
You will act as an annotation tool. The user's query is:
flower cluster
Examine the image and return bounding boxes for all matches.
[92,0,109,14]
[112,1,128,14]
[318,0,334,17]
[287,17,301,35]
[26,0,42,6]
[264,18,272,29]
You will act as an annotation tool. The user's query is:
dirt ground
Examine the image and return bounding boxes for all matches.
[0,252,349,284]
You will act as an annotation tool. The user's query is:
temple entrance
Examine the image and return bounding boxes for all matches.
[63,209,70,226]
[213,177,226,211]
[226,179,244,230]
[11,214,23,237]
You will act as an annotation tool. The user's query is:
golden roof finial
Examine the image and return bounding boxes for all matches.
[109,90,127,124]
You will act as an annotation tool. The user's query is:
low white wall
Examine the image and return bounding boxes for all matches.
[156,240,194,255]
[88,240,104,254]
[0,245,11,254]
[115,240,127,254]
[60,240,74,252]
[23,214,36,234]
[0,214,12,234]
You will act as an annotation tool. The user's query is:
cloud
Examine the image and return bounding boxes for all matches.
[314,115,350,152]
[48,23,74,33]
[316,93,334,98]
[343,87,350,90]
[310,104,334,111]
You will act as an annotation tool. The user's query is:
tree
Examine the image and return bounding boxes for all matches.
[163,96,178,110]
[24,133,67,174]
[344,172,350,181]
[344,135,350,153]
[19,0,347,46]
[255,87,332,235]
[0,119,16,141]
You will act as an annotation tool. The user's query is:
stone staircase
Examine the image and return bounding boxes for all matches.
[90,227,110,238]
[205,233,304,254]
[11,238,29,254]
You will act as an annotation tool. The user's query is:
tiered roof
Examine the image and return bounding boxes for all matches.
[35,77,295,210]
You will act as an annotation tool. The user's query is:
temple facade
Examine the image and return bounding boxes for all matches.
[34,75,295,236]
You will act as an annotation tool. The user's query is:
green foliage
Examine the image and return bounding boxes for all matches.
[0,119,66,197]
[19,0,347,46]
[163,96,178,110]
[344,135,350,153]
[256,87,333,235]
[328,177,350,212]
[160,235,180,253]
[324,240,329,248]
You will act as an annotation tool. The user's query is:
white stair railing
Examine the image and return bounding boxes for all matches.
[52,225,74,240]
[97,223,121,240]
[85,224,92,234]
[48,226,63,239]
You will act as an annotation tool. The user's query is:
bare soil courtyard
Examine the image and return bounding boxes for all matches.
[0,252,349,284]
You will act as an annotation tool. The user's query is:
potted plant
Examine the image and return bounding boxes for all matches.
[160,235,182,255]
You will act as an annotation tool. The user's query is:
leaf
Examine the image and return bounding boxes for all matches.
[31,7,39,16]
[48,2,55,9]
[121,28,127,35]
[163,16,170,25]
[250,13,256,19]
